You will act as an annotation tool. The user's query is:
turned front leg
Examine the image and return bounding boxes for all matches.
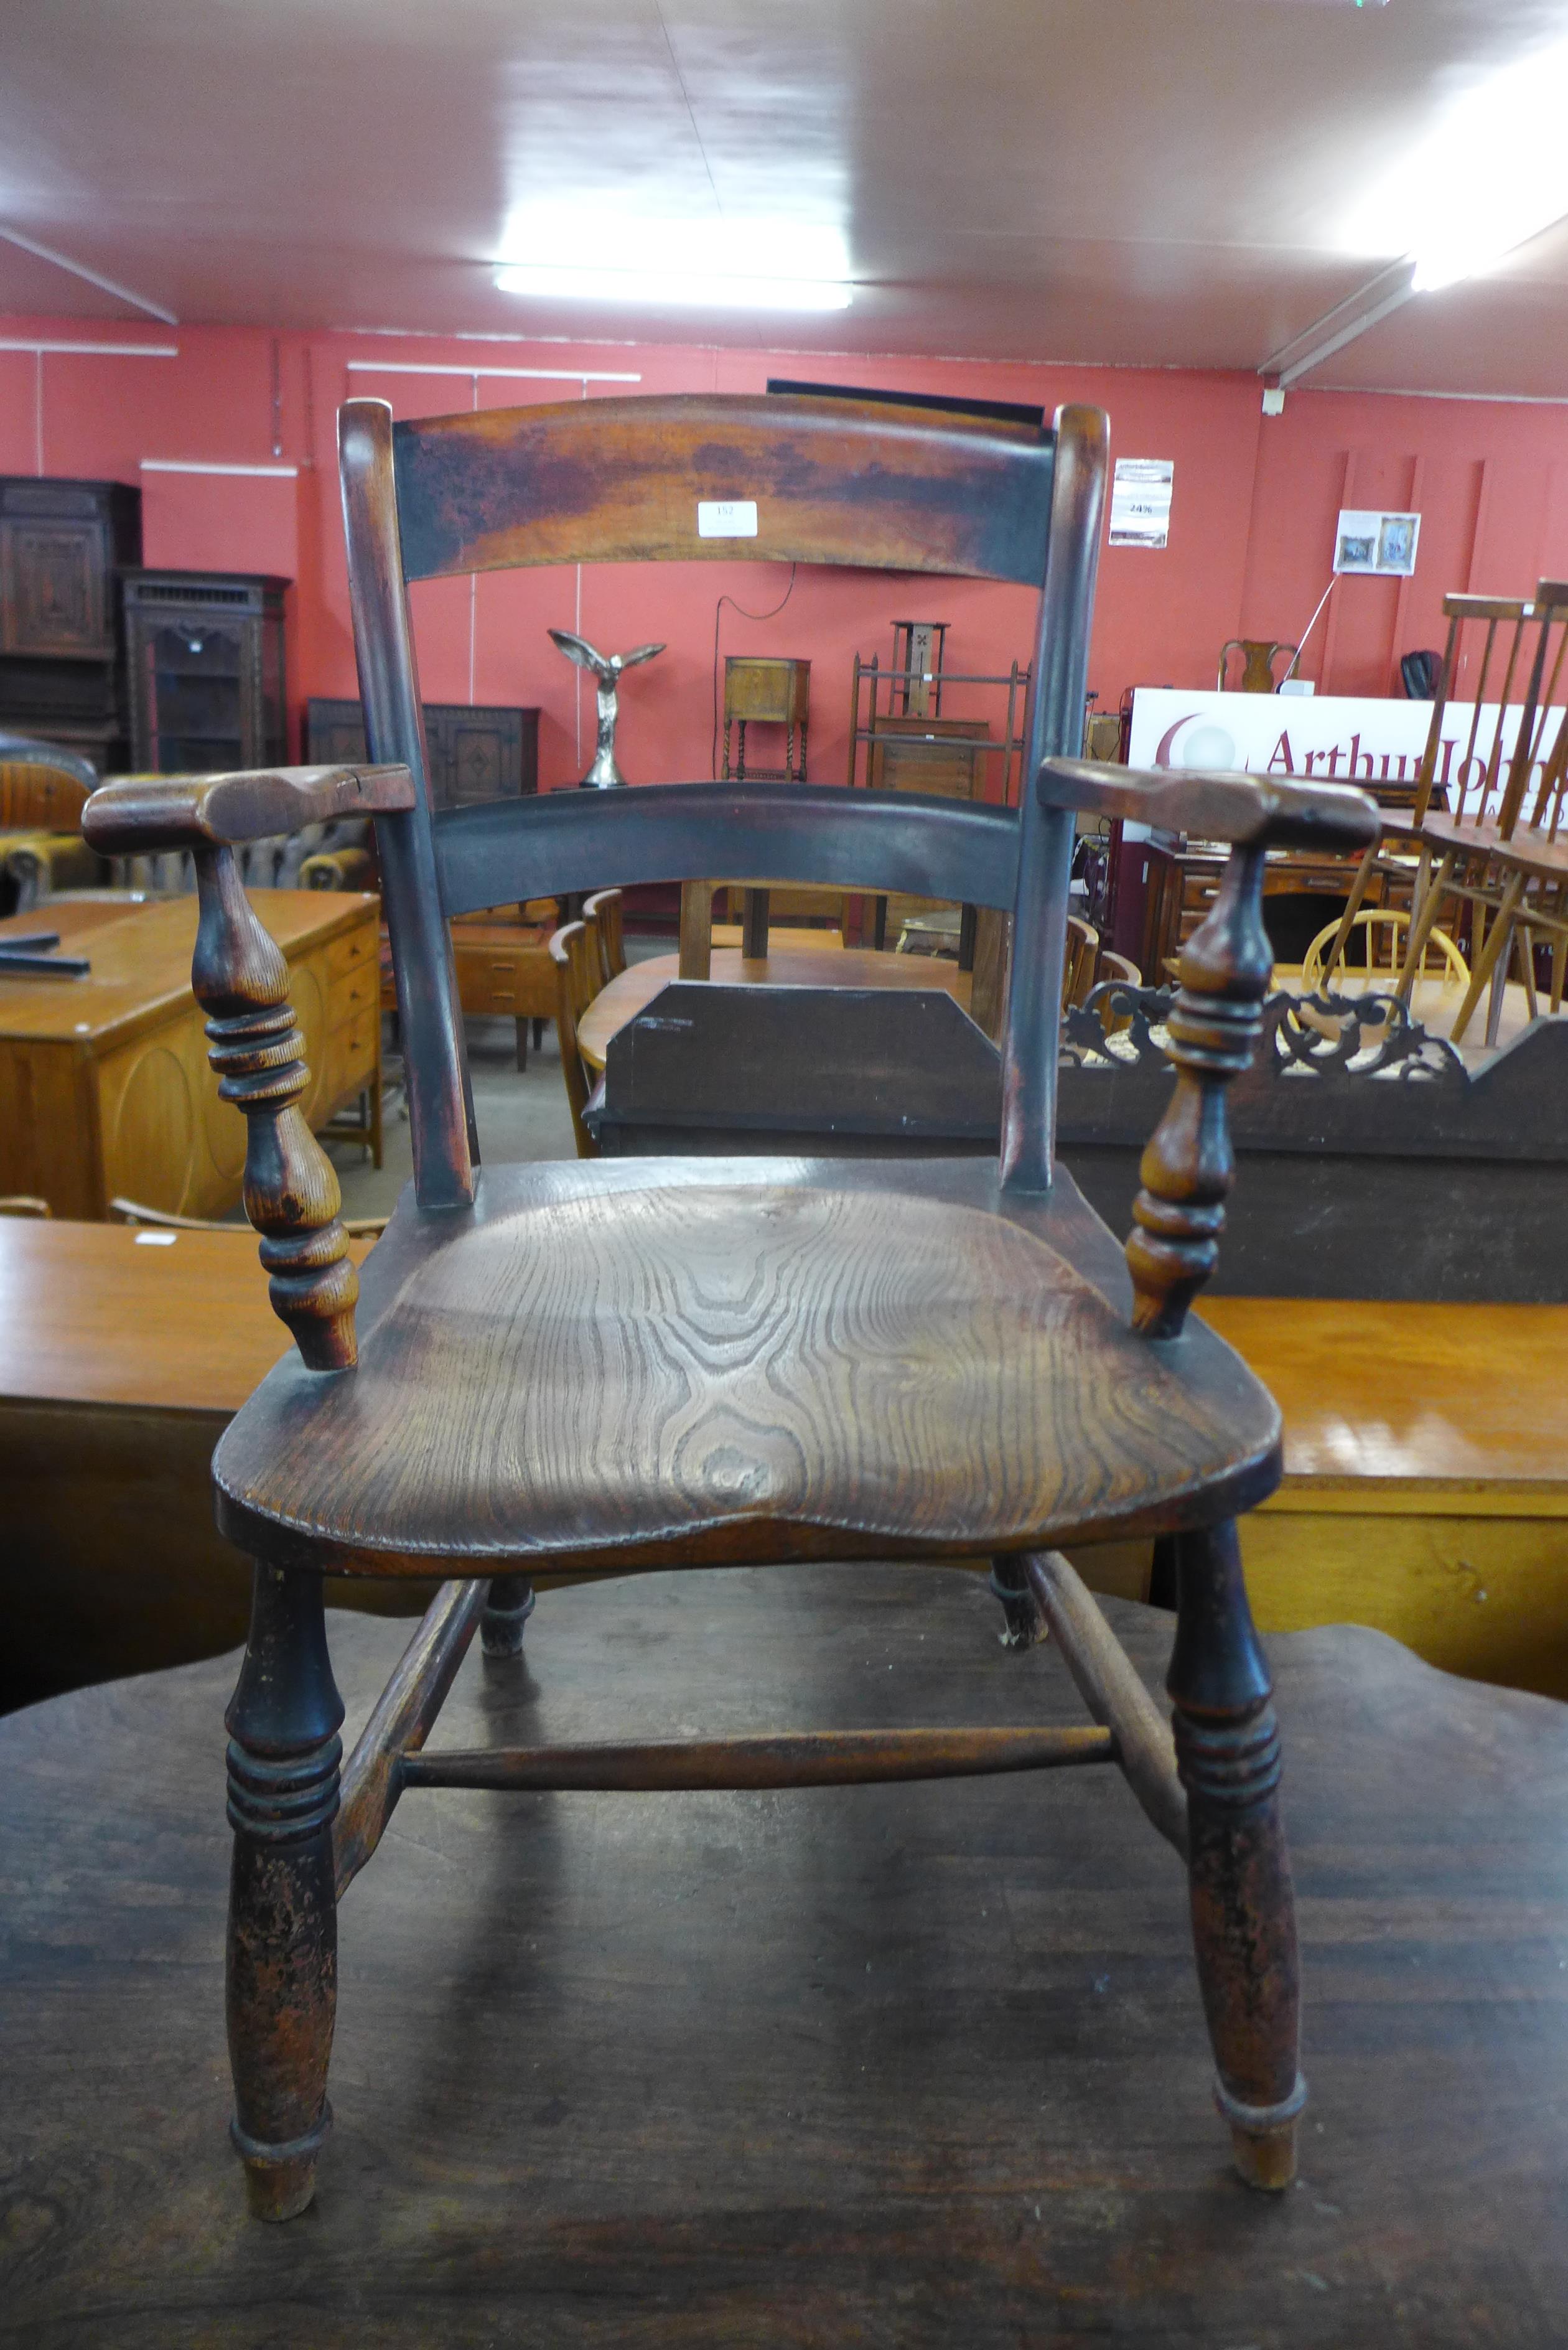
[226,1565,345,2221]
[192,840,358,1368]
[1167,1521,1304,2191]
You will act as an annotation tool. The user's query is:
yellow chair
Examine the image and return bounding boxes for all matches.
[1303,909,1468,993]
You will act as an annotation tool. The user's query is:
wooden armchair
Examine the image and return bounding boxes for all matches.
[82,388,1377,2229]
[0,733,101,913]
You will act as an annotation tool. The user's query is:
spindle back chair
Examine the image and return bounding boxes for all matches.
[1302,909,1468,993]
[580,886,626,989]
[1392,584,1568,1039]
[83,390,1378,2232]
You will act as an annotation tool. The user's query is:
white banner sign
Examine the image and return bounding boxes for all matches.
[1126,687,1565,804]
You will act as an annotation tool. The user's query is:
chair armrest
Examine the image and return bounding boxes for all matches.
[81,762,416,856]
[1043,752,1382,855]
[83,770,393,1374]
[1037,757,1380,854]
[1038,761,1379,1342]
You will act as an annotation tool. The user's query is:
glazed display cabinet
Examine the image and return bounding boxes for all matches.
[123,570,288,775]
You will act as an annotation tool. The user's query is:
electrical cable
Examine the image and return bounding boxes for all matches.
[711,566,797,778]
[1281,576,1338,684]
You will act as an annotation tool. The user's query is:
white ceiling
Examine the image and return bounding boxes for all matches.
[4,0,1568,391]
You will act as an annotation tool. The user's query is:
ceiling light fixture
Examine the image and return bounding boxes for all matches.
[1342,36,1568,291]
[494,207,854,312]
[494,264,851,311]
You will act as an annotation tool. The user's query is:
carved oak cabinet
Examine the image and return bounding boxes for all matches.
[0,891,378,1219]
[123,571,288,776]
[0,475,142,769]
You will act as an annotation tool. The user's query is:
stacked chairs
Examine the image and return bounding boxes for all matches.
[1378,584,1568,1042]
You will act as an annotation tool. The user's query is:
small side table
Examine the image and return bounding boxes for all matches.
[723,657,810,782]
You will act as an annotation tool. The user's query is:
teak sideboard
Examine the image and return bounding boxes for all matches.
[0,892,379,1219]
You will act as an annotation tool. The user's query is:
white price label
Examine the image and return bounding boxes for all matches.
[697,499,758,538]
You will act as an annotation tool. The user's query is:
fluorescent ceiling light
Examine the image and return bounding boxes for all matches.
[495,207,854,311]
[1342,37,1568,291]
[495,264,851,311]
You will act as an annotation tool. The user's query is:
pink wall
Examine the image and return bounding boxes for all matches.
[4,314,1567,790]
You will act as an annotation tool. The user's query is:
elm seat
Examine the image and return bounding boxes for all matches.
[213,1157,1282,1575]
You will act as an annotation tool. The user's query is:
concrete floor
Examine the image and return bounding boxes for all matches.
[327,936,674,1219]
[328,1016,578,1222]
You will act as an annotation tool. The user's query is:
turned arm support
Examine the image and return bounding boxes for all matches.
[82,765,414,1373]
[1038,759,1379,1338]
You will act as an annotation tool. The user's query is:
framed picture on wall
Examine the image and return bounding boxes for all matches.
[1378,514,1419,573]
[1335,508,1421,577]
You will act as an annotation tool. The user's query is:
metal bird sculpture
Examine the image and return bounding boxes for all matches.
[548,629,666,788]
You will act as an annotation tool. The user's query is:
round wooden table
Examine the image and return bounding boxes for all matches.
[577,946,973,1073]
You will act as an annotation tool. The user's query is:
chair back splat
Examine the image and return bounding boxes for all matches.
[338,391,1109,1207]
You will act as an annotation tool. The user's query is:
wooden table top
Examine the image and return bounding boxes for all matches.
[0,1219,376,1415]
[0,892,375,1049]
[9,1575,1568,2344]
[577,946,973,1072]
[7,1215,1566,1504]
[1200,1294,1568,1503]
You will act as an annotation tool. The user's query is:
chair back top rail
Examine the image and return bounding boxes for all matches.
[390,392,1056,587]
[340,393,1107,1208]
[435,782,1022,919]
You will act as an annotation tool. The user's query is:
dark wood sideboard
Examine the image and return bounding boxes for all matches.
[306,697,539,811]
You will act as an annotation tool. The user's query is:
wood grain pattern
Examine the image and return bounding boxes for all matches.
[576,945,973,1074]
[386,392,1055,586]
[26,1236,1565,1472]
[8,1574,1568,2344]
[212,1155,1282,1576]
[0,741,93,829]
